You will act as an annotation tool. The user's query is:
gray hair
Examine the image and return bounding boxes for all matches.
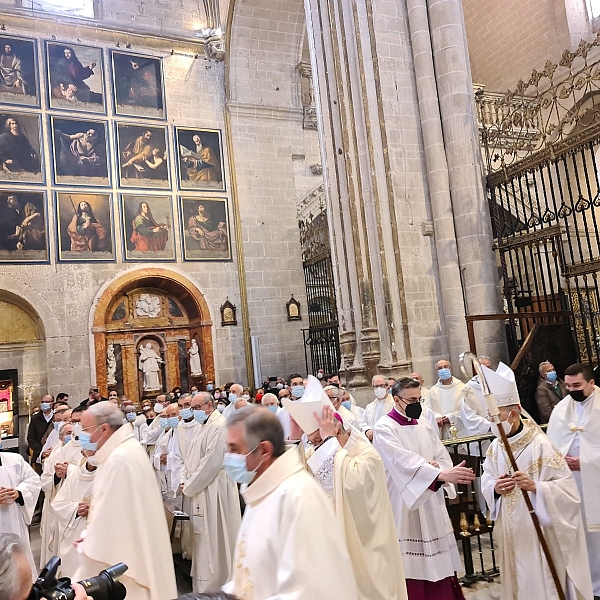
[324,385,343,399]
[88,401,123,431]
[179,393,192,402]
[227,406,285,457]
[195,391,214,406]
[0,533,26,600]
[371,374,386,386]
[538,361,553,374]
[261,392,278,404]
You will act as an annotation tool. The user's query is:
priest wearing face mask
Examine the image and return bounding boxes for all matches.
[547,363,600,598]
[424,360,465,439]
[152,402,180,499]
[535,361,568,424]
[364,375,394,441]
[180,391,241,592]
[373,377,474,600]
[222,383,244,419]
[482,362,592,600]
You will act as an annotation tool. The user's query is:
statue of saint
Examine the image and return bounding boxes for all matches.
[138,342,163,391]
[189,339,202,376]
[106,343,117,386]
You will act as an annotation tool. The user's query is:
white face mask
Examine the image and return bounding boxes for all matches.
[491,417,513,438]
[374,387,387,400]
[217,404,225,413]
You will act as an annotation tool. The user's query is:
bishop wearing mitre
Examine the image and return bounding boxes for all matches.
[283,375,408,600]
[481,362,593,600]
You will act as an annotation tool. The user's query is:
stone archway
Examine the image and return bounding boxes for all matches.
[92,268,214,401]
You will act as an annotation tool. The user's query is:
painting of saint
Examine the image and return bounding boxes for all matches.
[117,124,170,189]
[111,51,165,119]
[0,113,42,183]
[46,42,105,113]
[175,128,225,191]
[0,191,47,263]
[51,117,109,186]
[0,36,38,106]
[56,192,115,262]
[120,194,175,261]
[180,197,230,261]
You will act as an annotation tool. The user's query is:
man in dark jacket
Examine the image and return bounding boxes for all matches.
[535,361,567,423]
[26,394,54,471]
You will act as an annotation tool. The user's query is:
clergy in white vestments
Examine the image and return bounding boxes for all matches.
[373,377,474,600]
[153,402,180,499]
[223,405,360,600]
[481,362,593,600]
[0,447,41,580]
[180,392,241,592]
[37,403,71,466]
[51,454,96,579]
[73,401,177,600]
[424,359,465,439]
[410,372,429,398]
[323,385,360,429]
[363,375,395,440]
[547,362,600,598]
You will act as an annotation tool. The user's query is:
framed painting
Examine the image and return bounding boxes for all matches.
[179,196,231,261]
[45,41,106,114]
[116,123,170,189]
[111,51,165,120]
[50,116,110,186]
[175,127,225,191]
[0,35,39,107]
[0,190,48,263]
[55,192,115,262]
[120,194,176,262]
[0,112,44,184]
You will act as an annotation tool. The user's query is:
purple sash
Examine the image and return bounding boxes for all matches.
[386,408,418,426]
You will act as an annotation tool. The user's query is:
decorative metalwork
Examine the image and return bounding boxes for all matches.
[298,62,318,131]
[18,379,40,423]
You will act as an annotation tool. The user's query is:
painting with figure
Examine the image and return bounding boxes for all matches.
[56,192,115,262]
[117,123,170,189]
[180,197,231,261]
[0,190,48,263]
[175,128,225,191]
[120,194,175,262]
[46,41,105,113]
[0,35,38,107]
[51,116,110,186]
[0,112,43,183]
[111,51,165,119]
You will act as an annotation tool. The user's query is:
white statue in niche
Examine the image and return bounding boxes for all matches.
[138,342,163,391]
[189,339,202,376]
[135,294,161,318]
[106,343,117,386]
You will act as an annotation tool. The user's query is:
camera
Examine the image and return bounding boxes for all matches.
[29,556,128,600]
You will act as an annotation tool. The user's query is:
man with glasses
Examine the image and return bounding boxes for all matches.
[364,375,394,441]
[374,377,474,599]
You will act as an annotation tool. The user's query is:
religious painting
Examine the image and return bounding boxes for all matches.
[179,197,231,261]
[0,190,48,263]
[116,123,170,189]
[175,127,225,191]
[120,194,176,262]
[50,116,110,186]
[0,112,43,184]
[0,35,39,107]
[45,41,105,114]
[55,192,115,262]
[111,51,165,120]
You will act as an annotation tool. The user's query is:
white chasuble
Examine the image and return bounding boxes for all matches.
[363,394,395,431]
[373,410,461,582]
[73,426,177,600]
[181,410,240,592]
[225,447,359,600]
[481,420,592,600]
[424,378,465,439]
[0,451,41,580]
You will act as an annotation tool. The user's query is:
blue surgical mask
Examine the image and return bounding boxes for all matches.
[341,400,352,410]
[229,393,237,403]
[180,407,193,420]
[207,384,214,392]
[291,385,305,398]
[79,430,97,452]
[193,409,208,423]
[159,417,169,429]
[223,447,261,484]
[167,416,180,429]
[125,412,136,422]
[41,402,52,412]
[438,368,452,381]
[63,435,72,444]
[546,370,558,383]
[54,421,63,432]
[267,405,278,414]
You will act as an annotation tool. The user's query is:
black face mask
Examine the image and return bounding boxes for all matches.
[405,401,423,420]
[570,389,588,403]
[146,418,154,426]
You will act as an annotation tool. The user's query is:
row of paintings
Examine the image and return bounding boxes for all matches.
[0,112,224,191]
[0,35,166,119]
[0,191,230,263]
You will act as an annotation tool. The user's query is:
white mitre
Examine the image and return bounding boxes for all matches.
[282,375,336,434]
[480,362,521,407]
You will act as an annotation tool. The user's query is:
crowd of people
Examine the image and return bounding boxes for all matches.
[0,358,599,600]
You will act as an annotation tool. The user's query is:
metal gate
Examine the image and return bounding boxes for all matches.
[477,34,600,372]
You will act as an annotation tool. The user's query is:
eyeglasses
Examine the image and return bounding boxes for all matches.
[373,385,387,390]
[398,396,423,405]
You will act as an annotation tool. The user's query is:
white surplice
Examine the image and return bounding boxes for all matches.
[307,429,408,600]
[224,447,359,600]
[373,410,461,582]
[424,377,465,439]
[482,420,593,600]
[277,407,292,439]
[39,439,64,568]
[547,388,600,596]
[181,410,241,592]
[73,426,177,600]
[0,451,41,580]
[363,393,395,432]
[153,427,177,499]
[51,460,95,579]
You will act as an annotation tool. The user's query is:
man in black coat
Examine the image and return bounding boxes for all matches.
[26,394,54,472]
